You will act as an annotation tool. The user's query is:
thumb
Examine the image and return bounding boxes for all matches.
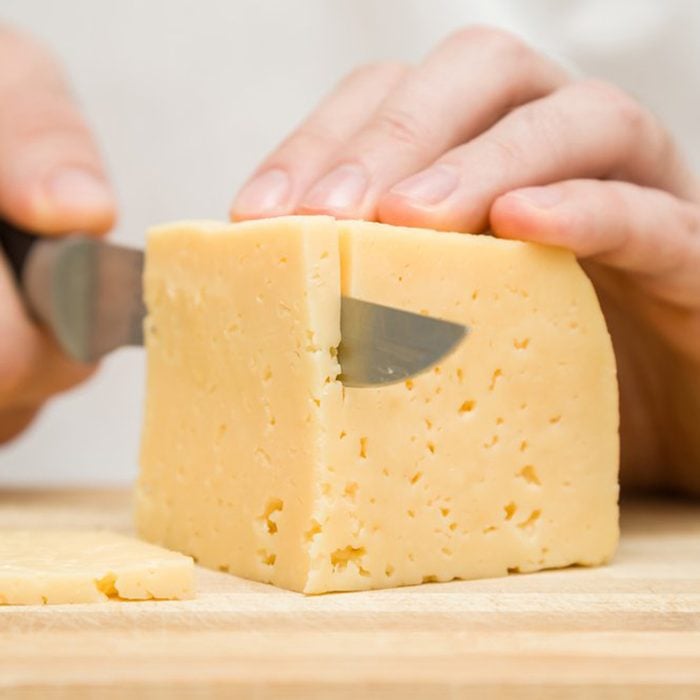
[0,27,116,235]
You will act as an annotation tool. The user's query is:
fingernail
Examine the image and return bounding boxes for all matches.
[513,186,564,209]
[302,164,368,212]
[44,168,113,211]
[234,168,291,216]
[390,165,459,205]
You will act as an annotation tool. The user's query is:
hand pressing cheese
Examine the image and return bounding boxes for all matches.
[137,216,618,594]
[0,531,195,605]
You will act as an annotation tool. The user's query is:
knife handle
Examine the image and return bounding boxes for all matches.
[0,218,37,285]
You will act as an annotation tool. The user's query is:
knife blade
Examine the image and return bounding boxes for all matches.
[0,222,467,387]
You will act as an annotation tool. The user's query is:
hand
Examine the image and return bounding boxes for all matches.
[0,26,116,443]
[232,26,700,495]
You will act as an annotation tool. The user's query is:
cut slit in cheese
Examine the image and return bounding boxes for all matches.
[137,216,619,594]
[0,530,195,605]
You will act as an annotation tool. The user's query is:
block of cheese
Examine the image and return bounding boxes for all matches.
[137,216,619,594]
[0,531,195,605]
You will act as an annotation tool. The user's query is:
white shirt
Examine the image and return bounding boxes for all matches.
[1,0,697,484]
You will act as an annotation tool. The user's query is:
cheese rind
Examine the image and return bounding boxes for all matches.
[0,531,195,605]
[137,216,619,593]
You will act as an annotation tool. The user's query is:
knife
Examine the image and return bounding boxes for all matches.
[0,220,467,387]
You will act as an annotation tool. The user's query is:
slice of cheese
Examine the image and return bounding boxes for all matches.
[0,531,195,605]
[137,216,619,594]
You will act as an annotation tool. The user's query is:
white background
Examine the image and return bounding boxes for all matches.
[1,0,698,485]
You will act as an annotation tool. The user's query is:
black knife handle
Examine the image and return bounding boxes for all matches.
[0,218,37,285]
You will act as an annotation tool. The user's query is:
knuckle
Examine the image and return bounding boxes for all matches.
[480,130,530,172]
[371,107,431,150]
[0,24,40,54]
[605,181,637,217]
[579,79,647,131]
[0,26,62,85]
[342,61,408,87]
[577,78,673,166]
[442,24,533,62]
[282,121,344,155]
[677,200,700,238]
[6,96,89,144]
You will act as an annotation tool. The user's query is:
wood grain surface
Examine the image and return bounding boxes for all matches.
[0,489,699,699]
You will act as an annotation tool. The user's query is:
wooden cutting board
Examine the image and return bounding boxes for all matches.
[1,489,699,699]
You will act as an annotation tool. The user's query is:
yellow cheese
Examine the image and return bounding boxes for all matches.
[0,531,195,605]
[137,216,619,594]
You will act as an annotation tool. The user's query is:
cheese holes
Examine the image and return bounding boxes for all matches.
[257,549,276,566]
[518,509,542,531]
[305,520,322,541]
[359,437,368,459]
[330,546,368,576]
[95,573,118,599]
[483,435,499,448]
[343,482,359,500]
[517,465,541,486]
[260,498,284,535]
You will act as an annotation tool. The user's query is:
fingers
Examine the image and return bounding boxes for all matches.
[0,405,40,444]
[380,79,697,232]
[297,27,568,220]
[0,27,107,441]
[490,179,700,309]
[231,61,409,220]
[0,252,36,400]
[0,27,115,235]
[0,233,93,438]
[232,27,568,222]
